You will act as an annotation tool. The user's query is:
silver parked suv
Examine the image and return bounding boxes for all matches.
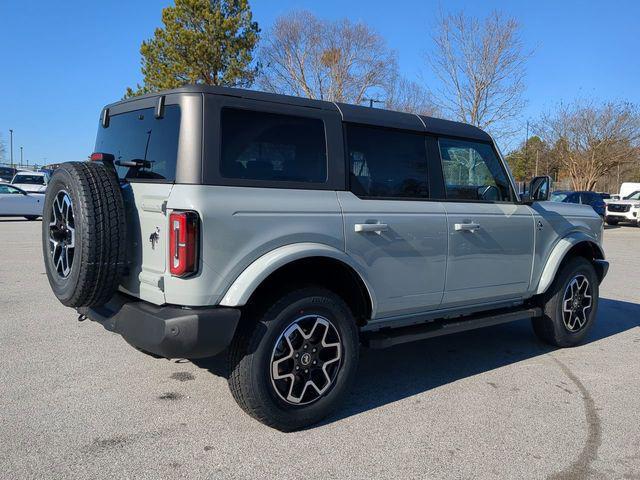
[42,86,608,431]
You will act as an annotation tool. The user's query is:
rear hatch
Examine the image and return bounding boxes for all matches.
[94,103,182,305]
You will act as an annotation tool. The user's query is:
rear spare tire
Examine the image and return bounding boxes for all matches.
[42,162,126,307]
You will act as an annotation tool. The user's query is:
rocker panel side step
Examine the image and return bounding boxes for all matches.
[364,307,542,349]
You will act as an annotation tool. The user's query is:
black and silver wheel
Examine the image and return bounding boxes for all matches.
[561,275,592,332]
[270,315,342,405]
[532,256,599,347]
[48,191,76,278]
[228,287,359,431]
[42,162,126,307]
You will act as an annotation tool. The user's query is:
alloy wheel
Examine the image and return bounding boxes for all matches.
[562,274,592,332]
[48,191,76,278]
[270,315,342,405]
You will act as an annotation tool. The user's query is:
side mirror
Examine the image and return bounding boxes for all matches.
[523,176,551,203]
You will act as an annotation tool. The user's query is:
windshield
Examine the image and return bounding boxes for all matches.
[13,174,45,185]
[624,191,640,200]
[550,192,569,202]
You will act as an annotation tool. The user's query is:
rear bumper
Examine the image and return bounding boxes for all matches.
[78,293,241,359]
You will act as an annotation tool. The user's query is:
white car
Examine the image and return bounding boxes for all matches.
[605,190,640,226]
[0,184,44,219]
[11,171,49,193]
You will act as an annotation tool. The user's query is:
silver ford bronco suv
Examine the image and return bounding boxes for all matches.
[42,86,608,431]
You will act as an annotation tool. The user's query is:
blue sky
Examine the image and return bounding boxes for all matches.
[1,0,639,165]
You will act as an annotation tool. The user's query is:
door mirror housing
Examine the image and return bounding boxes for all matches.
[523,176,551,203]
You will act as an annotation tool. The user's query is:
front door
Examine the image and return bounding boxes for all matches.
[437,138,535,307]
[339,124,447,319]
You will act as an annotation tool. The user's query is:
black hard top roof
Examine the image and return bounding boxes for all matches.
[106,84,492,142]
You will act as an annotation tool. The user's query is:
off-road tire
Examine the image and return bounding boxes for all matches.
[42,162,126,307]
[228,287,359,432]
[532,257,599,347]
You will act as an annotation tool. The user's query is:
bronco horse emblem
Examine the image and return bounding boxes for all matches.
[149,227,160,250]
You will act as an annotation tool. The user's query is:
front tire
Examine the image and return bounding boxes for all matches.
[228,287,359,431]
[532,257,599,347]
[605,218,618,226]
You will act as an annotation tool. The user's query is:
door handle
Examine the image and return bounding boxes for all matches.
[454,222,481,232]
[354,223,388,234]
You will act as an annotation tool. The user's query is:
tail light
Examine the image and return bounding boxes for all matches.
[90,152,115,162]
[169,211,199,277]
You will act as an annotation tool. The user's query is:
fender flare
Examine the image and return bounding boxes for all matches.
[219,242,377,316]
[535,232,605,295]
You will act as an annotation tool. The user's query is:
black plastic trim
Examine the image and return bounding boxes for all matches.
[364,306,541,349]
[79,293,241,359]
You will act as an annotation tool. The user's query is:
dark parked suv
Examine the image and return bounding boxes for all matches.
[551,190,606,216]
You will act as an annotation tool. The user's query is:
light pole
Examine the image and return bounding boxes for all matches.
[9,129,14,168]
[20,146,23,167]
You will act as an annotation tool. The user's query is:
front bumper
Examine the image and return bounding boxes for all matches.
[79,293,241,359]
[605,210,638,221]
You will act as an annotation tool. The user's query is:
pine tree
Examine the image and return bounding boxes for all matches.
[126,0,260,97]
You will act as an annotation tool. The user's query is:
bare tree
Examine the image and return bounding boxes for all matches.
[259,11,398,105]
[385,77,439,116]
[428,11,529,137]
[537,100,640,191]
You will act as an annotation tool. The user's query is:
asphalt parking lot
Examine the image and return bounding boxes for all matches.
[1,218,639,480]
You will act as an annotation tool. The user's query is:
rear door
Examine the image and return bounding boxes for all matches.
[436,138,535,307]
[339,124,447,319]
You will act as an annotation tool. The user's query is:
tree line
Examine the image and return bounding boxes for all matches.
[122,0,639,193]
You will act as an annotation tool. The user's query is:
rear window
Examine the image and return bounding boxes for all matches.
[220,108,327,183]
[13,174,45,185]
[94,105,181,181]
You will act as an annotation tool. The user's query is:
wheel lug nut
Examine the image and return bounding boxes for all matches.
[304,369,308,373]
[313,360,317,365]
[295,353,299,358]
[303,345,308,349]
[296,366,299,371]
[312,348,316,353]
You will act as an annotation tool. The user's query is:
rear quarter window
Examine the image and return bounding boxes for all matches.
[94,105,181,181]
[219,108,327,184]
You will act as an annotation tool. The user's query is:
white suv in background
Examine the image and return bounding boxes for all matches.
[11,171,49,193]
[605,190,640,226]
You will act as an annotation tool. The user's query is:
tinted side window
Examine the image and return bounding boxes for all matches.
[95,106,181,181]
[346,124,429,199]
[220,108,327,183]
[439,138,512,202]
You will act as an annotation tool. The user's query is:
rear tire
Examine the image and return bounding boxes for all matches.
[42,162,126,307]
[228,287,359,431]
[532,257,599,347]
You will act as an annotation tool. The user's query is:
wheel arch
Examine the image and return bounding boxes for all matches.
[219,243,376,323]
[535,233,605,295]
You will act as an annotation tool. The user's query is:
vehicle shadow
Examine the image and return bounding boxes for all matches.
[192,297,639,426]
